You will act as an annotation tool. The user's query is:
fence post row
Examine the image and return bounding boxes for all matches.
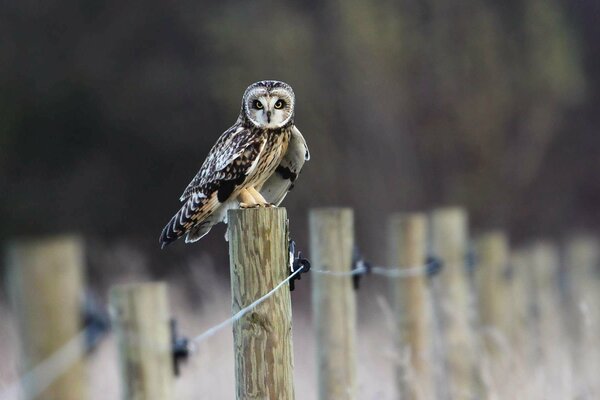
[309,208,358,400]
[388,212,434,400]
[110,282,175,400]
[5,213,600,400]
[227,207,295,400]
[6,236,86,400]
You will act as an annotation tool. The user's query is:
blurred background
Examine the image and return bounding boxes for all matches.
[1,0,599,399]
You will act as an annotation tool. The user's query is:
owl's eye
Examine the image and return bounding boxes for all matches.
[274,100,285,109]
[253,100,263,109]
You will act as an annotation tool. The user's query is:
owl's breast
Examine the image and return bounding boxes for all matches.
[248,129,291,186]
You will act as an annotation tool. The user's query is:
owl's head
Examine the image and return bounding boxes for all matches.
[241,80,295,129]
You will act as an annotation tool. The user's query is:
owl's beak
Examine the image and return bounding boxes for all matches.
[266,111,271,123]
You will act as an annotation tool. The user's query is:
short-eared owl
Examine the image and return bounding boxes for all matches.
[160,80,310,247]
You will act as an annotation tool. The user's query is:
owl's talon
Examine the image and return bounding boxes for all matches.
[239,202,258,209]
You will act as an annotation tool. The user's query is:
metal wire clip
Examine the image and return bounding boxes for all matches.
[289,240,311,291]
[170,318,191,377]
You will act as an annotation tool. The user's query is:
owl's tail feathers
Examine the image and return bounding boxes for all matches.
[159,193,216,248]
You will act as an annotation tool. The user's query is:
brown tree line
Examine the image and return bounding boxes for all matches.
[0,0,597,264]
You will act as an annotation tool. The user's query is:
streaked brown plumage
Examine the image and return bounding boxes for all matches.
[160,80,309,247]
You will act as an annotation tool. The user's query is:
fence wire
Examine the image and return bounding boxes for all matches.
[190,267,303,345]
[0,253,435,397]
[312,260,432,279]
[0,331,87,400]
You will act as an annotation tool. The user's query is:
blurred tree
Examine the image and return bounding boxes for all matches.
[0,0,596,265]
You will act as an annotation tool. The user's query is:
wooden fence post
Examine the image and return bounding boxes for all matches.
[564,235,600,336]
[507,249,533,351]
[110,282,175,400]
[475,231,511,354]
[528,241,562,354]
[6,235,86,400]
[388,212,433,400]
[564,235,600,381]
[309,208,357,400]
[430,207,478,400]
[227,208,295,400]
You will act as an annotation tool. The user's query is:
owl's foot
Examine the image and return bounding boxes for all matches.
[239,202,260,209]
[238,189,257,208]
[240,187,274,208]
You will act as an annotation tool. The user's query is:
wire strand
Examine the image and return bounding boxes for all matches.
[0,331,87,400]
[0,257,433,394]
[190,267,302,345]
[371,265,428,278]
[311,265,368,276]
[312,261,431,279]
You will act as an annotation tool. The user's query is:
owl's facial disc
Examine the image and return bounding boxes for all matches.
[244,85,294,129]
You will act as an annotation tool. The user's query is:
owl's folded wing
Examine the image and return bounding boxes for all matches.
[179,125,262,202]
[260,126,310,205]
[160,125,267,247]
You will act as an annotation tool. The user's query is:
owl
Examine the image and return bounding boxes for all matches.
[159,80,310,247]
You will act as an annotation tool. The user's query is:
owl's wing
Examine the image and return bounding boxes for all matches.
[160,124,265,247]
[179,124,258,201]
[260,125,309,205]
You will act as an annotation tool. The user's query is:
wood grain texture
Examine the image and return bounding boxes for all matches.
[309,208,357,400]
[388,213,433,400]
[228,207,295,400]
[110,283,174,400]
[6,235,86,400]
[430,207,478,400]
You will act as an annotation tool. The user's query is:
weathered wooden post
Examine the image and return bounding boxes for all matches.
[110,282,175,400]
[564,235,600,335]
[6,235,86,400]
[475,231,511,354]
[507,249,533,350]
[528,241,562,355]
[527,241,570,398]
[310,208,357,400]
[388,212,433,400]
[430,207,478,400]
[228,207,295,400]
[564,235,600,380]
